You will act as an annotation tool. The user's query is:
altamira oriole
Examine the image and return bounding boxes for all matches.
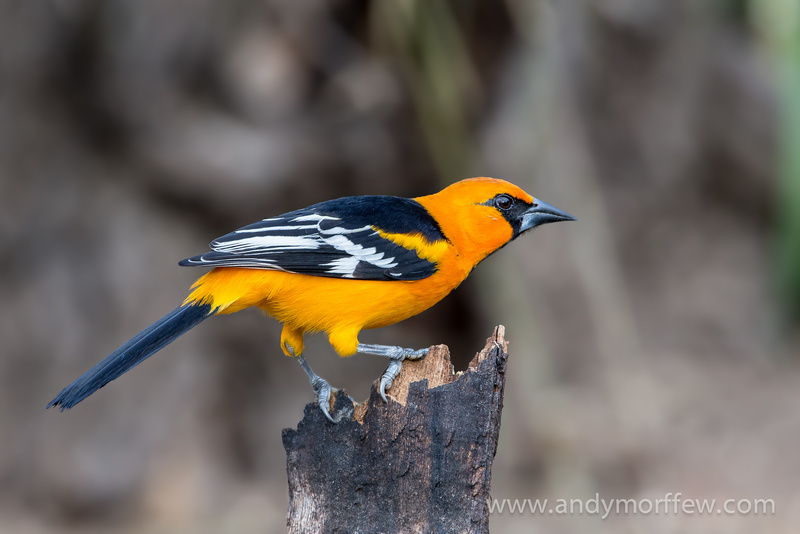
[48,177,575,421]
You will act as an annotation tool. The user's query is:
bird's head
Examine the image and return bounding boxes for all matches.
[417,177,576,265]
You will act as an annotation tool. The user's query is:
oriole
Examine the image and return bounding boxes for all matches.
[48,177,575,421]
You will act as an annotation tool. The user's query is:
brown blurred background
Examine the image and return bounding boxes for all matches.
[3,0,800,532]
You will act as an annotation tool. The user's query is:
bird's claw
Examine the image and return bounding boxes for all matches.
[379,358,403,402]
[378,347,429,402]
[355,344,430,403]
[295,354,348,423]
[405,347,429,360]
[310,376,336,423]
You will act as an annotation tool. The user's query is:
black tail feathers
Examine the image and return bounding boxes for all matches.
[47,302,213,411]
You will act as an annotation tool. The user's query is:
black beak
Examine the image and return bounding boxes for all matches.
[519,198,577,232]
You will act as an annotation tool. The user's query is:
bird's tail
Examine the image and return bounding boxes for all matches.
[47,302,214,411]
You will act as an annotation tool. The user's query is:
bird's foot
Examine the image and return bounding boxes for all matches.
[379,358,403,402]
[308,374,337,423]
[357,344,429,402]
[294,353,350,423]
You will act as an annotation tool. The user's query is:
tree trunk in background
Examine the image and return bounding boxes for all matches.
[283,327,509,534]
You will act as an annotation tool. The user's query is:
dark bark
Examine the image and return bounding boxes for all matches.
[282,326,509,534]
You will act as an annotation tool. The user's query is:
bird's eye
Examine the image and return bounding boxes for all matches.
[495,194,514,210]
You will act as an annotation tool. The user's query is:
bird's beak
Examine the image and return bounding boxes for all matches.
[519,198,577,232]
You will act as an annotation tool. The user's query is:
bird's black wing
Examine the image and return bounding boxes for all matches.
[179,196,447,281]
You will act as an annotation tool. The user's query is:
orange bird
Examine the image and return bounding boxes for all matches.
[48,177,575,421]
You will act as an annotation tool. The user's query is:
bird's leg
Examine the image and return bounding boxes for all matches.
[356,343,429,402]
[286,342,337,423]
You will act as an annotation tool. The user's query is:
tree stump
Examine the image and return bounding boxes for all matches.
[282,326,509,534]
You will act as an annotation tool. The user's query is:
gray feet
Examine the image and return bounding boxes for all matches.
[295,354,338,422]
[291,342,430,421]
[357,344,429,402]
[379,358,403,402]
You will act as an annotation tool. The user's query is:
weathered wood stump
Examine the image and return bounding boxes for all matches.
[282,326,509,534]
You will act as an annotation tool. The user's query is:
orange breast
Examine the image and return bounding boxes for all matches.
[185,259,468,335]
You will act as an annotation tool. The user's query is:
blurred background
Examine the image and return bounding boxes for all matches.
[2,0,800,532]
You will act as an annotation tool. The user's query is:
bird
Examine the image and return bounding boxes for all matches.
[47,177,575,421]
